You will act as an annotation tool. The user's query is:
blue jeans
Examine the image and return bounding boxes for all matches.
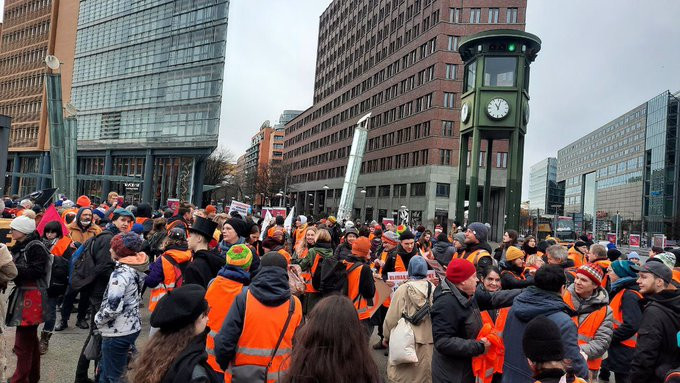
[43,296,59,332]
[99,332,139,383]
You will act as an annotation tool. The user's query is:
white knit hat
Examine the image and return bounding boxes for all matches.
[62,200,74,208]
[10,216,36,235]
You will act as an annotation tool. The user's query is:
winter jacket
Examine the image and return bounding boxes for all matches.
[184,248,226,289]
[346,255,376,302]
[94,252,149,337]
[334,242,352,261]
[602,277,642,373]
[160,328,220,383]
[432,240,456,267]
[67,208,102,245]
[7,232,50,327]
[0,244,17,292]
[88,225,119,309]
[431,278,520,383]
[500,263,534,290]
[370,237,383,261]
[381,244,418,280]
[501,286,589,383]
[630,288,680,383]
[457,242,494,270]
[564,284,613,361]
[144,245,193,288]
[329,223,342,248]
[297,243,333,272]
[213,266,301,370]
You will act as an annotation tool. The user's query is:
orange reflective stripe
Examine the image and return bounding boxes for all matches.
[205,277,244,373]
[278,249,291,264]
[610,289,642,348]
[562,290,607,370]
[479,308,508,374]
[148,251,191,312]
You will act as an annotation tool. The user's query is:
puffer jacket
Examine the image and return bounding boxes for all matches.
[631,288,680,382]
[432,240,456,266]
[7,232,50,327]
[564,284,613,360]
[501,286,588,383]
[94,253,149,337]
[431,278,520,383]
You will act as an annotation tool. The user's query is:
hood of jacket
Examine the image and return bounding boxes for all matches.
[194,248,225,271]
[465,241,492,255]
[647,288,680,317]
[404,279,433,307]
[311,245,334,258]
[164,248,193,264]
[74,207,95,231]
[609,276,639,297]
[248,266,290,307]
[566,284,609,314]
[512,286,575,322]
[217,265,251,285]
[118,252,150,273]
[432,240,452,254]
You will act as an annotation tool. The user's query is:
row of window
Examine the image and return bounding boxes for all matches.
[0,74,44,98]
[367,121,432,151]
[362,149,430,173]
[285,127,355,162]
[0,47,48,72]
[450,7,519,25]
[290,165,347,185]
[1,20,50,50]
[0,100,41,121]
[2,0,51,27]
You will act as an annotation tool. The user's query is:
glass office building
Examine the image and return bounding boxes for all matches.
[528,157,562,214]
[71,0,229,207]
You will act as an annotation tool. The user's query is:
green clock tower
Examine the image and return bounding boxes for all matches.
[455,29,541,230]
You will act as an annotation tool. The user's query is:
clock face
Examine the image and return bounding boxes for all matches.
[461,103,470,123]
[487,98,510,120]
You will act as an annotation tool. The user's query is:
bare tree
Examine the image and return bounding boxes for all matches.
[202,148,236,204]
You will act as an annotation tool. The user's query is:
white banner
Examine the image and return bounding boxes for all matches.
[283,206,295,233]
[259,210,274,241]
[229,200,250,218]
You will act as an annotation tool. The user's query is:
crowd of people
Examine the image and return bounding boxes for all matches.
[0,190,679,383]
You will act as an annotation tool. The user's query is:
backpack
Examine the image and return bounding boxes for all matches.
[313,256,361,296]
[48,254,70,295]
[162,254,189,289]
[70,232,110,291]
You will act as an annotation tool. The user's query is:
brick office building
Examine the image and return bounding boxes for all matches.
[283,0,526,233]
[0,0,79,195]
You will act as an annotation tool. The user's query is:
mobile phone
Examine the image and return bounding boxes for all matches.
[117,196,124,206]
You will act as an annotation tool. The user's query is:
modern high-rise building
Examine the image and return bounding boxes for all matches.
[0,0,79,195]
[70,0,230,207]
[556,90,680,243]
[528,157,562,214]
[283,0,527,232]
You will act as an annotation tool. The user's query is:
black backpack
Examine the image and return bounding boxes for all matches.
[312,256,362,296]
[161,254,189,289]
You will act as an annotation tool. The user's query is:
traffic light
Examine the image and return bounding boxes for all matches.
[507,43,516,52]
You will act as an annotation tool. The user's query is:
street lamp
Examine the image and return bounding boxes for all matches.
[322,185,330,214]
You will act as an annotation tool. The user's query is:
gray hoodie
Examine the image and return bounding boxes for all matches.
[566,284,614,360]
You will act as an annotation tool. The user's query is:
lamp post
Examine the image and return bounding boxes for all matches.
[322,184,330,215]
[360,188,367,223]
[551,204,562,239]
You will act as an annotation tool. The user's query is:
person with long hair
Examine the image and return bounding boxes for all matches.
[128,284,219,383]
[521,236,538,256]
[296,229,334,314]
[282,295,382,383]
[478,266,509,383]
[294,226,318,260]
[417,233,433,260]
[494,229,518,264]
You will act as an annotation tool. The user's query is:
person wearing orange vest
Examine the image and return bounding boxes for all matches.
[562,263,613,382]
[293,226,317,260]
[296,229,333,314]
[214,252,303,383]
[586,244,611,289]
[290,215,308,255]
[262,236,292,264]
[456,222,494,269]
[600,260,642,383]
[370,230,400,350]
[345,236,376,336]
[145,228,193,315]
[522,315,588,383]
[477,266,509,383]
[568,240,588,268]
[501,246,534,290]
[134,203,154,236]
[205,244,253,376]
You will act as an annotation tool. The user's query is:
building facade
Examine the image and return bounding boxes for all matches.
[557,90,680,243]
[528,157,561,214]
[70,0,229,207]
[0,0,79,195]
[283,0,526,232]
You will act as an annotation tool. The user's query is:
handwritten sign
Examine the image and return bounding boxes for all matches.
[387,271,436,294]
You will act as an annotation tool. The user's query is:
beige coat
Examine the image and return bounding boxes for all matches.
[67,221,102,244]
[383,279,434,383]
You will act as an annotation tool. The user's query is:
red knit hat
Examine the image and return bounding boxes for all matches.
[446,258,477,284]
[351,237,372,259]
[205,205,217,215]
[576,263,604,286]
[77,195,91,208]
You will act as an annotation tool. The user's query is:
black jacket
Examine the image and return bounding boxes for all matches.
[461,243,494,270]
[432,240,456,267]
[500,263,534,290]
[161,328,219,383]
[214,266,298,370]
[11,232,49,287]
[184,248,225,289]
[88,226,118,308]
[602,278,642,373]
[334,242,352,261]
[631,288,680,382]
[431,279,520,383]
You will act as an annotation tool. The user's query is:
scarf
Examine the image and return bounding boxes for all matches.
[219,237,245,258]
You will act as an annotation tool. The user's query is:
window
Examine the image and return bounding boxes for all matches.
[447,35,458,51]
[483,57,517,87]
[496,152,508,168]
[443,92,455,109]
[442,121,454,136]
[379,185,391,197]
[440,149,452,164]
[506,8,518,23]
[446,63,456,79]
[469,8,481,23]
[479,151,486,167]
[488,8,499,23]
[436,183,450,197]
[449,8,460,23]
[410,182,426,197]
[365,186,376,197]
[465,61,476,92]
[394,183,407,197]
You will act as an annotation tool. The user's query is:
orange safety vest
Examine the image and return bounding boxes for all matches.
[346,261,371,320]
[562,290,608,371]
[674,268,680,284]
[594,260,611,288]
[277,249,291,264]
[568,248,586,268]
[225,291,302,383]
[205,277,245,373]
[148,249,193,312]
[473,307,509,382]
[472,319,505,383]
[609,288,643,348]
[267,225,284,238]
[458,249,491,265]
[51,236,72,257]
[501,270,525,282]
[293,224,308,254]
[305,253,323,293]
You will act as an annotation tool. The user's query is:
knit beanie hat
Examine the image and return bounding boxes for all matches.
[344,227,358,238]
[577,263,604,286]
[382,231,399,245]
[654,252,676,270]
[260,252,288,270]
[626,251,640,260]
[607,248,622,262]
[407,255,428,280]
[399,229,415,241]
[505,246,524,262]
[10,215,36,235]
[396,224,407,237]
[205,205,217,215]
[261,237,280,250]
[467,222,488,243]
[110,232,143,258]
[351,237,371,259]
[131,223,144,235]
[446,258,476,284]
[226,244,253,271]
[453,232,466,244]
[328,216,337,224]
[436,232,449,243]
[611,260,637,279]
[297,215,307,224]
[76,195,91,208]
[522,315,564,362]
[150,284,208,333]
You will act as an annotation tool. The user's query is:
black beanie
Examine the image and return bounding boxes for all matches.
[607,248,622,262]
[522,315,564,362]
[436,232,449,242]
[226,218,250,239]
[399,230,415,241]
[150,284,208,333]
[261,252,288,270]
